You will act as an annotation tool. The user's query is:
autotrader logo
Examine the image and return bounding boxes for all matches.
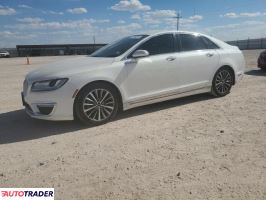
[0,188,54,200]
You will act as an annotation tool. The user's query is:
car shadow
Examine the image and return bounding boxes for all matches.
[245,69,266,76]
[0,110,85,145]
[0,93,212,145]
[117,93,212,120]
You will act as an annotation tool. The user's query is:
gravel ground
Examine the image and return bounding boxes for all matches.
[0,50,266,200]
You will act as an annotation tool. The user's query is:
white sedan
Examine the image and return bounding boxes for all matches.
[22,31,246,125]
[0,51,10,58]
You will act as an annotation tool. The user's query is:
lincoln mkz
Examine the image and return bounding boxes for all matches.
[22,31,246,125]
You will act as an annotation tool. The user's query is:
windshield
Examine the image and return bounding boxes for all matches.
[91,35,148,58]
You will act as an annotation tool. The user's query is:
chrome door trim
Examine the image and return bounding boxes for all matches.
[127,86,210,106]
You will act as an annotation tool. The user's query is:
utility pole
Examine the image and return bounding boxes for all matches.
[93,36,96,45]
[173,11,182,31]
[93,35,96,51]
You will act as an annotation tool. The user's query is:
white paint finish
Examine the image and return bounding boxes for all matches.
[121,53,182,101]
[26,56,115,82]
[170,49,220,87]
[23,31,246,121]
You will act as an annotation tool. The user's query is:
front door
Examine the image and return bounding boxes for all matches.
[122,33,180,102]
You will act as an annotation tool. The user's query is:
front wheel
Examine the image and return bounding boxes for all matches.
[211,67,234,97]
[74,83,119,126]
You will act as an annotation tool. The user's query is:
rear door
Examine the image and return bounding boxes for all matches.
[173,33,220,90]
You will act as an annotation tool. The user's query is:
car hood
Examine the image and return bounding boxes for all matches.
[26,56,115,82]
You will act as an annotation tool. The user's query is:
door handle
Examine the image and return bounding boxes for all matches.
[125,59,137,65]
[206,53,214,57]
[166,56,176,61]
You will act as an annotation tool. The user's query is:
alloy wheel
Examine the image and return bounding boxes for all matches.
[82,89,115,122]
[214,70,232,94]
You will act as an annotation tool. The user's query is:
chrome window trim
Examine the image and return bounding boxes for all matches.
[121,32,176,61]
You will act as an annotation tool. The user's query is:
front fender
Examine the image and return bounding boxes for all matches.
[69,66,127,104]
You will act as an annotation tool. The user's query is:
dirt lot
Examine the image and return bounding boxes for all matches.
[0,50,266,200]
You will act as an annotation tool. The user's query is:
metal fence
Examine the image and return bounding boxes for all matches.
[1,38,266,58]
[16,44,106,57]
[226,38,266,50]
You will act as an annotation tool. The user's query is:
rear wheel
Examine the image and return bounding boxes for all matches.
[74,83,119,126]
[211,67,234,97]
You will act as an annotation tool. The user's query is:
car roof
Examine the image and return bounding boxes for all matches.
[135,30,202,36]
[140,31,231,49]
[114,30,233,61]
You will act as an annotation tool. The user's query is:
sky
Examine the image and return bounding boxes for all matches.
[0,0,266,47]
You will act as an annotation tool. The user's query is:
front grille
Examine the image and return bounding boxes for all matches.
[23,79,28,94]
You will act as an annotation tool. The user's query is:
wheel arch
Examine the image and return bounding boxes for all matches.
[74,80,124,113]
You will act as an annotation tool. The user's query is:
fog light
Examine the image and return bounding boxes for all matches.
[37,105,54,115]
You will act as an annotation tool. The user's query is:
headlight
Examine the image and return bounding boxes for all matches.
[31,78,68,92]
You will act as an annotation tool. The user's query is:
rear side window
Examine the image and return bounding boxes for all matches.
[201,36,219,49]
[136,34,175,56]
[179,34,206,52]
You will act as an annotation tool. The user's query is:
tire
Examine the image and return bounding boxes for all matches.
[74,83,119,126]
[211,67,234,97]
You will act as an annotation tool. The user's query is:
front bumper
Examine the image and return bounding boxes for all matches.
[22,80,77,121]
[0,54,9,57]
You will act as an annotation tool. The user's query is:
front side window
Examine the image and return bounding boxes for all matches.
[135,34,175,56]
[179,34,207,52]
[91,35,148,57]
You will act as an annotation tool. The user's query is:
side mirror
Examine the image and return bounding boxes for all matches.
[132,50,149,58]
